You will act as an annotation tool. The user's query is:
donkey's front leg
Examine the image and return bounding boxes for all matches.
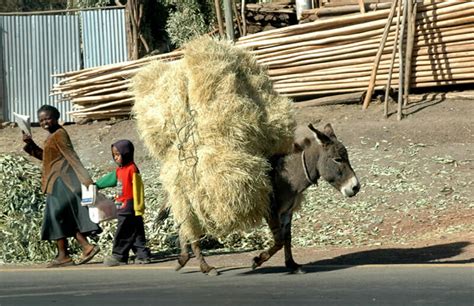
[282,212,304,273]
[190,240,218,276]
[252,214,283,269]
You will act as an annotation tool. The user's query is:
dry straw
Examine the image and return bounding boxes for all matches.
[131,36,296,240]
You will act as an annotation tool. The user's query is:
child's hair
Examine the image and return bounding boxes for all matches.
[38,105,60,120]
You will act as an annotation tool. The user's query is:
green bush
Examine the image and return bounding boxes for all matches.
[0,154,54,263]
[165,0,215,48]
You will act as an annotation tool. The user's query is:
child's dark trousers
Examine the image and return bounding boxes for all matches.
[112,214,150,261]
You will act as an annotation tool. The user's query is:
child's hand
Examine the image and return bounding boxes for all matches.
[115,202,126,209]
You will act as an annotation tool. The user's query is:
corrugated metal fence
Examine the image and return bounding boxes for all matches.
[0,8,127,123]
[0,14,81,123]
[81,9,127,68]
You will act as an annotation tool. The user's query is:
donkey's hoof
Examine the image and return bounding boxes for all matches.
[251,257,261,270]
[207,268,219,276]
[175,262,184,271]
[290,266,306,274]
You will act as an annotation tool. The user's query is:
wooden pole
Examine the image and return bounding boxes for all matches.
[232,1,243,37]
[358,0,366,14]
[126,0,141,60]
[384,0,400,118]
[272,58,474,85]
[238,4,474,53]
[237,8,392,44]
[398,0,408,121]
[273,71,474,93]
[303,3,392,18]
[214,0,225,37]
[241,0,247,36]
[362,0,398,109]
[403,0,417,106]
[223,0,235,41]
[124,1,133,60]
[293,92,365,108]
[266,42,474,77]
[257,23,473,66]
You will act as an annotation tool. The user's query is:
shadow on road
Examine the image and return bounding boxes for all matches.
[239,241,472,275]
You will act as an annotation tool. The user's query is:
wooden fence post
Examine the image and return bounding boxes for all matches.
[362,0,398,110]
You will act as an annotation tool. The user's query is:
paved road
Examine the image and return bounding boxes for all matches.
[1,263,473,306]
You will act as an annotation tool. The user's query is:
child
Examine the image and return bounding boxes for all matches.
[95,139,151,266]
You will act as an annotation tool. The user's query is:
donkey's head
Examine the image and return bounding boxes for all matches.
[295,123,360,197]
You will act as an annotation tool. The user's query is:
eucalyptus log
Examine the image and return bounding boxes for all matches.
[259,26,473,68]
[273,59,474,86]
[293,92,366,108]
[238,2,473,49]
[301,2,392,18]
[71,92,132,105]
[69,98,134,113]
[237,8,392,43]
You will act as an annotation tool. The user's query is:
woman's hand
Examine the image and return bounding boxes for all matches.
[22,131,33,144]
[83,179,94,188]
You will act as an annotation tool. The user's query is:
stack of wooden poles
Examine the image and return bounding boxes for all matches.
[51,52,182,120]
[237,0,474,101]
[52,0,474,121]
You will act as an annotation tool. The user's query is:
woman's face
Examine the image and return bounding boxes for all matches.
[38,110,58,132]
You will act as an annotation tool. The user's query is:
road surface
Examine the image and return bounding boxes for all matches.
[1,263,473,305]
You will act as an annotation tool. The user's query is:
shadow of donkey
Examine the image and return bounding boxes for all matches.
[241,241,472,275]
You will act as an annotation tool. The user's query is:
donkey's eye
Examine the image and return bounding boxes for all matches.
[333,158,343,164]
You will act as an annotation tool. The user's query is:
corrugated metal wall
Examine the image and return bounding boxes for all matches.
[0,23,4,121]
[0,14,81,122]
[81,9,127,68]
[0,8,127,123]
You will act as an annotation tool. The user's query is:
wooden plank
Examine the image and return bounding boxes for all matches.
[293,91,365,108]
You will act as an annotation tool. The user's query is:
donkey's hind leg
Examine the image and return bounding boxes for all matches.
[252,215,283,269]
[190,240,218,276]
[175,238,191,271]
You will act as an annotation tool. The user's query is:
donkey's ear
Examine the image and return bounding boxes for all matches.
[308,123,332,146]
[292,137,311,153]
[323,123,337,139]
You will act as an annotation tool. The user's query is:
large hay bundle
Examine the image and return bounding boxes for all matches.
[132,37,295,239]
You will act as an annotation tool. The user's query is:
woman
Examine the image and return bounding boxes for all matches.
[23,105,101,267]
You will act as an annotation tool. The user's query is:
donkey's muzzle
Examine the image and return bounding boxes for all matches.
[341,176,360,197]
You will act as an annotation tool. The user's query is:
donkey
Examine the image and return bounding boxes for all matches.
[174,123,360,275]
[251,123,360,272]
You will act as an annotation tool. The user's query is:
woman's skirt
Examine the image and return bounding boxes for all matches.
[41,177,101,240]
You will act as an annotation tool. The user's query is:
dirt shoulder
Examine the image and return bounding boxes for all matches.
[2,233,472,270]
[1,95,473,267]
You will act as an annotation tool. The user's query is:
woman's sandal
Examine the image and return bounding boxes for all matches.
[77,245,100,265]
[46,258,75,268]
